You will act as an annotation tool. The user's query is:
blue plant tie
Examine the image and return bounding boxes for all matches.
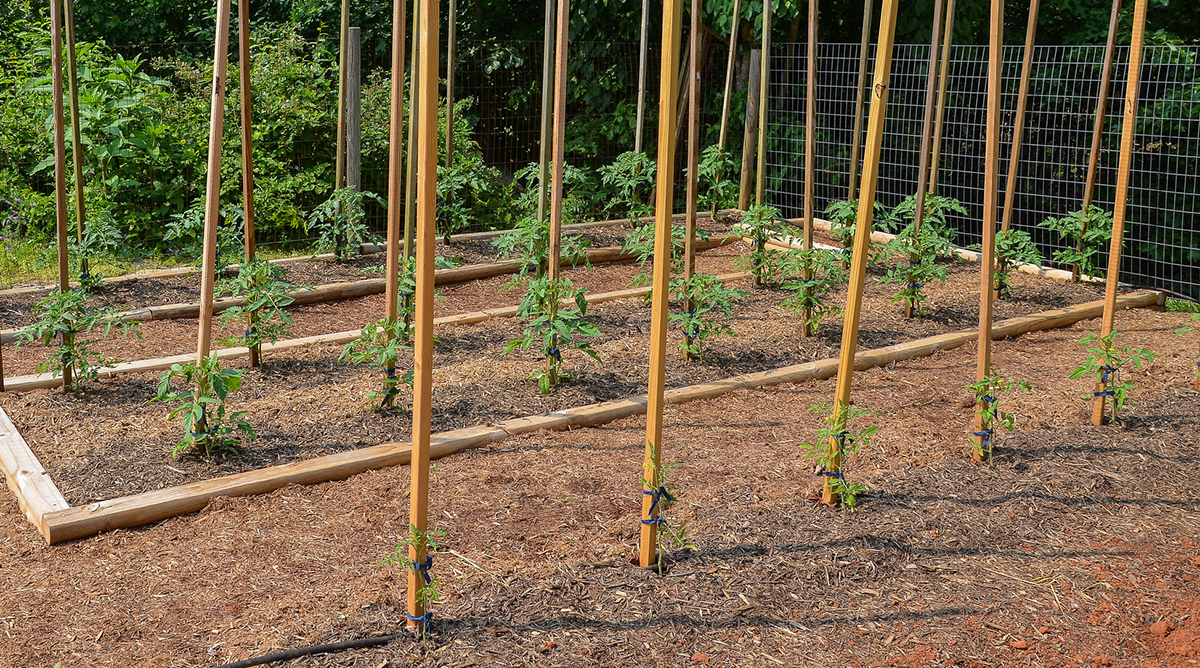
[191,405,210,439]
[79,270,91,283]
[380,368,400,408]
[1095,365,1118,398]
[685,309,699,338]
[818,432,852,485]
[409,554,433,584]
[406,611,433,623]
[641,486,674,525]
[907,282,923,291]
[547,333,561,362]
[974,396,998,450]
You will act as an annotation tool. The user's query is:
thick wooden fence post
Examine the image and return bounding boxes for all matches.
[407,0,439,633]
[537,0,556,225]
[999,0,1039,236]
[927,0,956,194]
[64,0,87,280]
[847,0,871,202]
[239,0,260,368]
[50,0,73,391]
[548,0,570,279]
[822,0,898,506]
[1076,0,1122,282]
[754,0,772,207]
[1092,0,1147,427]
[973,0,1003,462]
[800,0,817,336]
[384,0,408,369]
[713,0,741,214]
[635,0,650,154]
[684,0,701,360]
[738,49,762,210]
[903,0,944,319]
[196,0,233,413]
[347,27,362,193]
[640,0,684,569]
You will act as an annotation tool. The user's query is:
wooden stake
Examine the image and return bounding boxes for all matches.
[196,0,232,423]
[408,0,439,633]
[927,0,955,194]
[635,0,650,153]
[822,0,898,506]
[1092,0,1147,427]
[404,0,421,259]
[537,0,556,225]
[64,0,87,280]
[754,0,772,207]
[684,0,701,361]
[445,0,457,170]
[347,27,362,193]
[801,0,817,336]
[847,0,871,202]
[973,0,1002,462]
[904,0,944,319]
[1076,0,1122,282]
[385,0,408,333]
[238,0,261,368]
[334,0,350,195]
[712,0,740,215]
[547,0,570,281]
[738,49,761,210]
[641,0,684,569]
[999,0,1039,235]
[50,0,73,392]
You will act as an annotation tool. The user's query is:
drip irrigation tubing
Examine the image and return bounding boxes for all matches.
[212,632,406,668]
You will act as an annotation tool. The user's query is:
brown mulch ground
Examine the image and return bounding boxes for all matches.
[0,241,1112,505]
[0,305,1198,667]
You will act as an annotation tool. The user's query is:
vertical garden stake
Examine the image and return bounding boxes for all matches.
[407,0,439,633]
[641,0,683,568]
[754,0,771,206]
[738,49,761,210]
[238,0,260,368]
[64,0,87,280]
[1077,0,1122,282]
[846,0,871,202]
[800,0,817,336]
[537,0,556,226]
[548,0,570,280]
[822,0,898,506]
[50,0,73,391]
[335,0,350,195]
[384,0,408,355]
[684,0,701,361]
[927,0,956,194]
[635,0,650,153]
[404,0,422,259]
[1092,0,1147,427]
[999,0,1039,235]
[903,0,944,319]
[713,0,741,214]
[973,0,1003,462]
[446,0,456,170]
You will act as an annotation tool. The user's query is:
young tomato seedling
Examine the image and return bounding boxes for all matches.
[640,454,697,573]
[1038,205,1113,280]
[989,229,1043,299]
[965,373,1030,463]
[801,401,878,510]
[504,276,601,393]
[1070,330,1157,424]
[153,352,255,458]
[669,273,747,359]
[217,257,303,364]
[382,524,446,639]
[16,287,142,392]
[780,248,847,334]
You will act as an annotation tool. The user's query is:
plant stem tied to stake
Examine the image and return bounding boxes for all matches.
[1092,0,1147,427]
[822,0,898,506]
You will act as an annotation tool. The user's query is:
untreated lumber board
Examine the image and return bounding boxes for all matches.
[0,406,68,542]
[33,290,1160,543]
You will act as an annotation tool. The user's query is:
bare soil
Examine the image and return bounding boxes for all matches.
[0,305,1198,667]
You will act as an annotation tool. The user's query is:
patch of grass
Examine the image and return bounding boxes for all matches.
[1166,298,1200,314]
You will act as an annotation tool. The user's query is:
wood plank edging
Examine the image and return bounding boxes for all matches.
[0,407,69,542]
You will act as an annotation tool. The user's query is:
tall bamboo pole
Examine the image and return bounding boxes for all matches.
[800,0,817,336]
[404,0,422,258]
[713,0,741,214]
[548,0,570,279]
[972,0,1003,462]
[50,0,73,391]
[335,0,350,195]
[821,0,897,506]
[635,0,650,153]
[903,0,944,319]
[684,0,701,361]
[196,0,233,413]
[640,0,684,569]
[1076,0,1122,282]
[1092,0,1147,427]
[445,0,457,170]
[927,0,955,193]
[238,0,260,368]
[384,0,408,350]
[407,0,439,633]
[63,0,86,280]
[754,0,771,206]
[847,0,871,202]
[537,0,556,225]
[999,0,1040,235]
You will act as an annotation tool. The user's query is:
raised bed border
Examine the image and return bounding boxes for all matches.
[0,290,1163,544]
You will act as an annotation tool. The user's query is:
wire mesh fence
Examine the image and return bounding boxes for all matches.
[766,42,1200,300]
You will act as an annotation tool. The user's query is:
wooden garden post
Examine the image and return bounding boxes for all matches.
[903,0,944,319]
[64,0,86,280]
[445,0,457,170]
[548,0,570,280]
[738,49,761,210]
[683,0,701,361]
[238,0,261,368]
[384,0,408,362]
[407,0,439,633]
[712,0,740,215]
[821,0,897,506]
[635,0,650,154]
[972,0,1003,462]
[1092,0,1147,427]
[998,0,1039,235]
[404,0,422,258]
[537,0,556,225]
[347,27,362,193]
[1077,0,1122,282]
[50,0,73,391]
[196,0,233,411]
[927,0,955,193]
[753,0,771,207]
[640,0,683,569]
[800,0,817,336]
[335,0,350,195]
[847,0,871,202]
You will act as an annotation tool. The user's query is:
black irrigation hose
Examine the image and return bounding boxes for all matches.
[212,633,405,668]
